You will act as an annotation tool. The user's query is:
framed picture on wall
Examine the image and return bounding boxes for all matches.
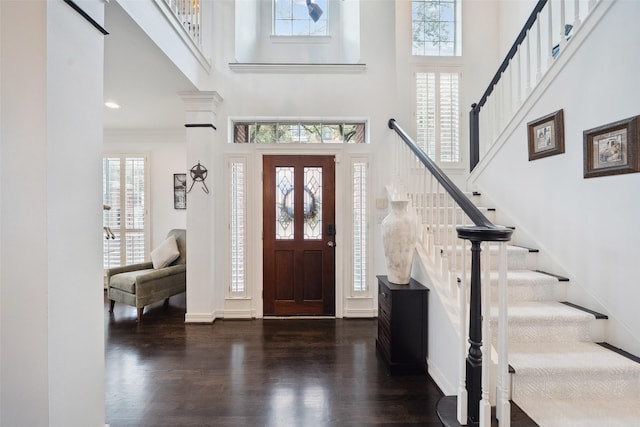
[583,115,640,178]
[174,173,187,209]
[527,109,565,161]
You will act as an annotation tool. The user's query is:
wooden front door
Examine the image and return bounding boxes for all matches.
[263,155,336,316]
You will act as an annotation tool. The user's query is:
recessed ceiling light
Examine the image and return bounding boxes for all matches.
[105,101,121,109]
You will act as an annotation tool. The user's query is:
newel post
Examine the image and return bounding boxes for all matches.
[466,239,483,424]
[457,225,513,426]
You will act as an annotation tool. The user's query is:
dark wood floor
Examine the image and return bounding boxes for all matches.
[105,293,445,426]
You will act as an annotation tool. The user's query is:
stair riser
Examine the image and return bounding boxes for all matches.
[513,372,640,399]
[491,320,593,343]
[489,283,562,302]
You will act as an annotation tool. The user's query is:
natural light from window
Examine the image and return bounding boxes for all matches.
[352,160,368,293]
[416,70,461,163]
[230,159,246,295]
[103,155,147,269]
[412,0,461,56]
[273,0,328,36]
[233,121,367,144]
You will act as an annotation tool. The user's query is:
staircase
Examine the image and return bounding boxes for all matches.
[436,192,640,426]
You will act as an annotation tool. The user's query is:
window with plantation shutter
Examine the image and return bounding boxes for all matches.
[103,155,149,269]
[415,70,461,164]
[352,159,368,294]
[229,158,246,296]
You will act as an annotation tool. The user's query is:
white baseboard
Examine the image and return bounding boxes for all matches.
[184,312,216,323]
[428,358,456,396]
[220,309,254,319]
[343,308,376,318]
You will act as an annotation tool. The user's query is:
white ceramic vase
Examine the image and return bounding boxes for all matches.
[381,199,416,284]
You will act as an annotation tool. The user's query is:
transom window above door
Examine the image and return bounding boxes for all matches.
[232,120,367,144]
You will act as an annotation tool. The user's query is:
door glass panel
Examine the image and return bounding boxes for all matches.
[303,167,322,240]
[276,167,294,240]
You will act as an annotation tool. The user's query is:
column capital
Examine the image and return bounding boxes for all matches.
[178,91,223,112]
[178,91,223,128]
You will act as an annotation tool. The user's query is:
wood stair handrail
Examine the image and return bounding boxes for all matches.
[388,118,512,242]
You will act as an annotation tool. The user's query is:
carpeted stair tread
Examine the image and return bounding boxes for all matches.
[489,269,560,285]
[490,301,594,323]
[490,301,596,342]
[515,396,640,427]
[485,270,564,301]
[509,342,640,400]
[509,341,640,374]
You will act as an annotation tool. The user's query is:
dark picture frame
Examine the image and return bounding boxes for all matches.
[173,173,187,209]
[527,109,565,161]
[583,115,640,178]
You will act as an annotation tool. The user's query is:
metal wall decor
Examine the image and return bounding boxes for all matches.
[187,162,209,194]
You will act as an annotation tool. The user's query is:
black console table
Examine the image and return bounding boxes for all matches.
[376,275,429,375]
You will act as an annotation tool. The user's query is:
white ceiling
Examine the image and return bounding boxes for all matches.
[103,1,197,131]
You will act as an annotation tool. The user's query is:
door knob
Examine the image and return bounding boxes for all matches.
[327,241,335,247]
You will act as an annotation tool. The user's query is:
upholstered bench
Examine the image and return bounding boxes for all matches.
[107,229,186,322]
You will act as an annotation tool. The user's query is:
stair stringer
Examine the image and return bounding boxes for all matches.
[469,189,640,358]
[447,194,640,425]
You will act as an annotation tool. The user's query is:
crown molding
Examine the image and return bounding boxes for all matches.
[228,62,367,74]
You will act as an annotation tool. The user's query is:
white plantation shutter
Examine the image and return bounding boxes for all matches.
[416,72,437,158]
[439,72,460,162]
[352,159,368,293]
[230,158,246,295]
[103,155,148,269]
[415,70,461,164]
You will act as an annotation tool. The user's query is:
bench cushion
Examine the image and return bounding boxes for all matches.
[109,269,155,294]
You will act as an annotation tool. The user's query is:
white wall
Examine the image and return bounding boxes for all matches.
[470,0,640,356]
[394,0,501,185]
[235,0,360,64]
[498,0,537,56]
[1,1,105,425]
[115,0,212,89]
[203,0,398,320]
[104,130,187,250]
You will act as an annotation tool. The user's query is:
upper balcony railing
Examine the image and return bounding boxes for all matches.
[470,0,601,171]
[162,0,202,48]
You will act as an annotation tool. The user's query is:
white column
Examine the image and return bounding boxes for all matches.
[1,1,105,426]
[180,91,223,323]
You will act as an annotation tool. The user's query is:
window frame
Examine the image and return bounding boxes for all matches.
[227,156,249,298]
[272,0,329,37]
[229,118,369,145]
[349,157,370,296]
[411,0,462,57]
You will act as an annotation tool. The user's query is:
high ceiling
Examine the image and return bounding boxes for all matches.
[103,1,197,131]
